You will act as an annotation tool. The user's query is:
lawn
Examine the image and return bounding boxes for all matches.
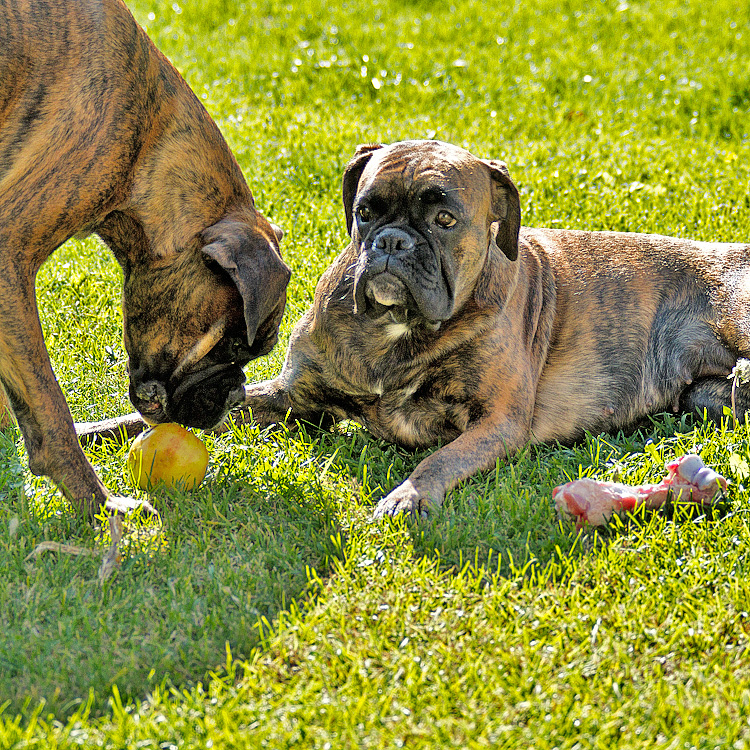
[1,0,750,746]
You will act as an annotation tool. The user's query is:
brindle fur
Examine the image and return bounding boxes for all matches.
[241,140,750,519]
[0,0,290,516]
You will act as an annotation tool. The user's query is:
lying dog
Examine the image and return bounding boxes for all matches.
[239,140,750,518]
[0,0,290,516]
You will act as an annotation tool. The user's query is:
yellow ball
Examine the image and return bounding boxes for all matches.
[127,423,209,491]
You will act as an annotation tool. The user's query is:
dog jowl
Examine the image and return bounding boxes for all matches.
[0,0,289,516]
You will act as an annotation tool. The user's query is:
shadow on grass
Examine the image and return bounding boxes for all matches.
[1,410,741,722]
[0,421,349,721]
[314,410,742,579]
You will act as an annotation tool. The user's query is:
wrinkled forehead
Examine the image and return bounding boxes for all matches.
[358,141,490,203]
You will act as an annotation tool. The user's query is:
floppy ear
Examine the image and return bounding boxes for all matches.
[200,217,291,353]
[482,159,521,261]
[342,143,384,234]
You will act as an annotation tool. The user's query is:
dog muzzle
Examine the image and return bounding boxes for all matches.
[353,227,455,324]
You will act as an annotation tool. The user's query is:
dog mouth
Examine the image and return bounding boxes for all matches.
[353,228,455,325]
[359,273,435,328]
[130,323,252,430]
[131,362,247,430]
[168,363,247,429]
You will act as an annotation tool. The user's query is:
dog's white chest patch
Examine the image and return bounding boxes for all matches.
[390,410,419,444]
[384,322,411,340]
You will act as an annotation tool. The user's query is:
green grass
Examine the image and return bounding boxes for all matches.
[2,0,750,746]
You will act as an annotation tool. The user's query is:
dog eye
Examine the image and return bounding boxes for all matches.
[356,205,372,223]
[435,210,456,228]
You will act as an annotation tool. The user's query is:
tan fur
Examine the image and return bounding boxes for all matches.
[0,0,289,517]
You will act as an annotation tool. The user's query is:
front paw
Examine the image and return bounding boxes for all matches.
[371,479,435,521]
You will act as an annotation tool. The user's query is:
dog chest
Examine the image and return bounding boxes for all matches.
[357,378,483,449]
[321,341,485,450]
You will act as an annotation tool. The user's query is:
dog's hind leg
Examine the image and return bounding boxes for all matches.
[680,375,750,424]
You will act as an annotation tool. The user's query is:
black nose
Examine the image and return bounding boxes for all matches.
[374,228,415,254]
[129,379,168,422]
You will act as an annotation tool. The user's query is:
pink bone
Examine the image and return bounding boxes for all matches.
[553,454,727,528]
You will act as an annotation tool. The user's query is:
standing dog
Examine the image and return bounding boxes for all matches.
[0,0,290,516]
[239,140,750,518]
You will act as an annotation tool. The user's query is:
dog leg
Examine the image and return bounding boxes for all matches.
[0,291,153,518]
[76,413,148,446]
[371,417,527,520]
[680,376,750,423]
[239,380,297,426]
[221,378,330,432]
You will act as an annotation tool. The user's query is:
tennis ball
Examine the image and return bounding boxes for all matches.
[127,423,208,491]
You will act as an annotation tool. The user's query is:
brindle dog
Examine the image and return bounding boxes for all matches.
[241,140,750,518]
[0,0,290,516]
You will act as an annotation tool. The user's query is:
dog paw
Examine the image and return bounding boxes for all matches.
[104,494,158,518]
[371,480,433,521]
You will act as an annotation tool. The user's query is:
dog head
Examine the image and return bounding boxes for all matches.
[342,140,520,331]
[121,212,290,429]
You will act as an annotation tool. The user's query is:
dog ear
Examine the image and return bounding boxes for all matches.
[201,217,291,352]
[342,144,383,234]
[482,159,521,262]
